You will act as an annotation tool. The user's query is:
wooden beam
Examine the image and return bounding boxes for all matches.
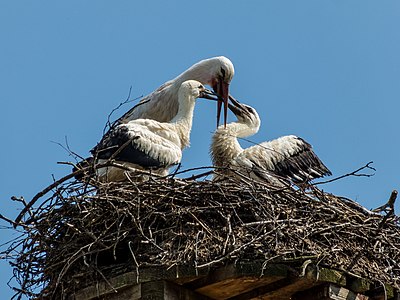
[183,262,296,299]
[73,261,397,300]
[226,265,346,300]
[141,280,213,300]
[74,272,140,300]
[292,283,369,300]
[74,274,213,300]
[195,276,285,299]
[186,261,298,289]
[226,276,300,300]
[166,281,215,300]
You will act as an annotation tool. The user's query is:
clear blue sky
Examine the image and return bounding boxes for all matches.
[1,1,399,298]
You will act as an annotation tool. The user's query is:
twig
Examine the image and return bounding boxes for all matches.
[13,167,89,226]
[51,137,85,161]
[376,190,398,231]
[185,170,214,181]
[373,190,398,213]
[103,87,140,134]
[313,161,375,185]
[0,214,20,228]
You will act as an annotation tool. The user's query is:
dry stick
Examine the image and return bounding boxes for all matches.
[376,190,398,231]
[188,211,215,238]
[313,161,375,185]
[373,190,398,213]
[169,163,182,178]
[128,241,140,284]
[51,139,85,161]
[242,218,306,227]
[13,168,88,226]
[169,166,215,178]
[52,242,117,299]
[108,98,150,130]
[222,213,233,255]
[103,87,143,134]
[347,190,398,272]
[0,213,21,228]
[197,228,275,269]
[15,158,166,227]
[14,256,34,300]
[185,170,214,181]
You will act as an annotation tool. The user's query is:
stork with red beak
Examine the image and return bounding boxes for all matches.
[78,80,219,182]
[118,56,234,129]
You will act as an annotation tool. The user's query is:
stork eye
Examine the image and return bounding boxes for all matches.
[220,67,226,78]
[246,106,255,114]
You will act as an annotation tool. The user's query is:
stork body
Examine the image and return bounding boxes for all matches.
[211,98,331,184]
[118,56,234,125]
[84,80,217,182]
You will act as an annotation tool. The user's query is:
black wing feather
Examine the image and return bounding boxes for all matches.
[274,137,331,182]
[91,126,166,168]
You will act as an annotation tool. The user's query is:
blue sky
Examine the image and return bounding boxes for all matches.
[1,1,399,298]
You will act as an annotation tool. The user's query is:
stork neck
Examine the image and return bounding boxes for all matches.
[174,60,214,86]
[211,123,245,167]
[224,121,258,139]
[170,95,195,123]
[170,95,196,147]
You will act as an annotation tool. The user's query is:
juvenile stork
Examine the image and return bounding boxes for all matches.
[210,97,331,184]
[79,80,218,182]
[119,56,234,127]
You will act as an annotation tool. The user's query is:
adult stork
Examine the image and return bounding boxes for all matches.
[210,97,331,184]
[118,56,234,127]
[77,80,218,182]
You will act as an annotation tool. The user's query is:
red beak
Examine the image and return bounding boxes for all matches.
[214,80,230,127]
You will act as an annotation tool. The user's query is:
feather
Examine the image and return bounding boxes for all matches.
[116,56,234,124]
[77,80,215,182]
[211,101,331,184]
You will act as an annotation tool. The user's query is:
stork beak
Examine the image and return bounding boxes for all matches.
[199,88,220,101]
[228,94,242,107]
[227,95,246,117]
[213,80,230,128]
[205,94,248,122]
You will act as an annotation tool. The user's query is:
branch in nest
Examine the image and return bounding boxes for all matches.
[373,190,398,214]
[13,167,90,227]
[103,87,144,134]
[51,137,85,161]
[313,161,375,185]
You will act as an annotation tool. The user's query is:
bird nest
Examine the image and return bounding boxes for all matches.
[2,165,400,299]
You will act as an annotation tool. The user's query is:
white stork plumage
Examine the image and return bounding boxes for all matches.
[77,80,218,182]
[210,97,331,184]
[118,56,234,127]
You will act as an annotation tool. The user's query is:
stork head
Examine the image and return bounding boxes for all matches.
[209,56,234,128]
[179,56,234,126]
[176,56,235,125]
[178,80,219,104]
[228,95,261,132]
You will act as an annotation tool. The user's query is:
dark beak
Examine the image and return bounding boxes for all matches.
[228,95,247,117]
[199,88,220,101]
[213,80,230,128]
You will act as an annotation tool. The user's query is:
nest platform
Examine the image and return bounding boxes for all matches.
[2,172,400,299]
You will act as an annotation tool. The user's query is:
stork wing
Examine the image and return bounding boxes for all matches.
[237,135,331,182]
[117,80,178,124]
[92,122,182,168]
